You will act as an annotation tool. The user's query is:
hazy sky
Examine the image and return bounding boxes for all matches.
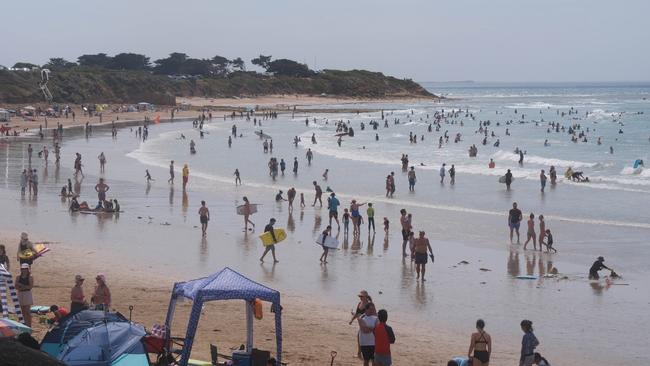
[2,0,649,82]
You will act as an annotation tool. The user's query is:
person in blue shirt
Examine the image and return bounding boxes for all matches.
[327,193,341,229]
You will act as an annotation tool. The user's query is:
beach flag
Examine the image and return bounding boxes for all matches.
[154,115,161,124]
[0,264,24,322]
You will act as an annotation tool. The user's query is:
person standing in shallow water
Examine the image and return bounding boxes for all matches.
[168,160,175,184]
[198,200,210,236]
[519,320,539,366]
[468,319,492,366]
[508,202,523,244]
[413,231,433,281]
[182,164,189,190]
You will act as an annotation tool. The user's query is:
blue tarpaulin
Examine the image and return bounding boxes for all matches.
[164,267,282,366]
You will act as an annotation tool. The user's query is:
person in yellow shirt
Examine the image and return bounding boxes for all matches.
[182,164,189,190]
[366,203,375,233]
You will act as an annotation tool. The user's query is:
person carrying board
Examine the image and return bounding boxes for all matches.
[260,218,279,263]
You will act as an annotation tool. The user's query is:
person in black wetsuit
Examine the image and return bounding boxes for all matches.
[589,256,610,280]
[260,218,279,263]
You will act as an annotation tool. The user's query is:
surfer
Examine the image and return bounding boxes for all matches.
[198,201,210,237]
[508,202,523,244]
[505,169,513,190]
[242,197,255,231]
[413,231,434,281]
[319,225,332,264]
[260,218,279,263]
[588,256,611,280]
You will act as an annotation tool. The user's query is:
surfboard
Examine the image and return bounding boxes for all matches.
[18,243,50,260]
[315,234,340,249]
[259,228,287,246]
[515,275,537,280]
[498,176,514,183]
[254,131,272,139]
[236,204,259,215]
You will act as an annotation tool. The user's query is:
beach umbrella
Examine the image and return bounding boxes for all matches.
[0,318,32,337]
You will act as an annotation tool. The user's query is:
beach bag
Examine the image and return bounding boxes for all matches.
[254,298,263,320]
[386,324,396,344]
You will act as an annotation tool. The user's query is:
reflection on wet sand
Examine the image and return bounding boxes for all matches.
[168,186,174,206]
[507,249,520,277]
[312,213,321,234]
[182,191,188,218]
[287,213,295,232]
[200,237,208,261]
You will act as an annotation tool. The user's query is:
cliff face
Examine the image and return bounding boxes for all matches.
[0,68,434,104]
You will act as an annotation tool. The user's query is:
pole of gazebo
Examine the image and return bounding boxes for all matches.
[246,300,253,353]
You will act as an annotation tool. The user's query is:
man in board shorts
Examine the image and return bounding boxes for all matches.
[327,192,340,229]
[413,231,434,281]
[94,178,109,203]
[508,202,523,244]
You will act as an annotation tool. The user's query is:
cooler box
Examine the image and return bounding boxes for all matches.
[231,352,252,366]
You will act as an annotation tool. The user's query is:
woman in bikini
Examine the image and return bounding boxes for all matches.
[468,319,492,366]
[242,197,256,231]
[349,290,372,358]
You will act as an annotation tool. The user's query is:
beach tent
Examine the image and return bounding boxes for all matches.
[137,102,154,112]
[41,310,128,358]
[58,321,149,366]
[0,109,10,122]
[0,264,24,323]
[164,267,283,366]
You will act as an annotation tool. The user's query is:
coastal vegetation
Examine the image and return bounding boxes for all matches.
[0,53,434,104]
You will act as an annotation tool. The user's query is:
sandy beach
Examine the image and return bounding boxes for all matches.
[0,232,493,365]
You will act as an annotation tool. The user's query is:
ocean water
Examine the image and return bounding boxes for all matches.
[1,82,649,364]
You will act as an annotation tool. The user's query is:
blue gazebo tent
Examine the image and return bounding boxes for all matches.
[164,267,282,366]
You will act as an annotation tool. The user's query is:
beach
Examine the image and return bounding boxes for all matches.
[1,82,648,365]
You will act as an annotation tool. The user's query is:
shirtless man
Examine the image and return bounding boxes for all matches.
[94,178,110,203]
[413,231,434,281]
[400,209,411,257]
[508,202,523,244]
[312,181,323,207]
[523,213,537,250]
[408,167,416,191]
[198,201,210,236]
[287,187,297,212]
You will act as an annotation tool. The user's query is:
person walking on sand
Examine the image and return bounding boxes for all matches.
[366,203,376,233]
[242,196,256,231]
[407,167,416,192]
[91,274,111,311]
[509,202,523,244]
[373,309,394,366]
[327,192,341,229]
[182,164,189,190]
[287,187,297,212]
[94,178,109,203]
[74,153,84,178]
[400,209,411,257]
[322,169,329,180]
[234,169,242,185]
[98,152,106,173]
[312,181,323,207]
[168,160,175,184]
[306,148,313,165]
[30,169,38,196]
[293,157,298,175]
[524,213,537,250]
[449,164,456,185]
[260,218,279,263]
[440,163,447,184]
[357,302,379,366]
[20,169,28,196]
[539,170,547,193]
[519,320,539,366]
[199,200,210,236]
[413,231,434,281]
[27,144,33,164]
[319,225,332,263]
[16,263,34,327]
[145,169,154,182]
[468,319,492,366]
[70,274,88,314]
[300,192,305,208]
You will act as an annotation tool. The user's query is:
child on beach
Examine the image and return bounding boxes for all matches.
[343,209,350,234]
[383,217,389,233]
[319,225,332,263]
[542,229,557,253]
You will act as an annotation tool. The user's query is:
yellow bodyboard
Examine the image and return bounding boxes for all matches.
[259,228,287,246]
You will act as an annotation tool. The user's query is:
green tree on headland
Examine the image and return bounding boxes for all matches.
[78,53,113,68]
[230,57,245,72]
[153,53,189,75]
[111,53,150,70]
[266,59,314,77]
[251,55,272,70]
[44,58,77,70]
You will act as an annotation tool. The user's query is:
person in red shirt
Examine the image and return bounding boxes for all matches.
[374,309,395,366]
[48,305,69,324]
